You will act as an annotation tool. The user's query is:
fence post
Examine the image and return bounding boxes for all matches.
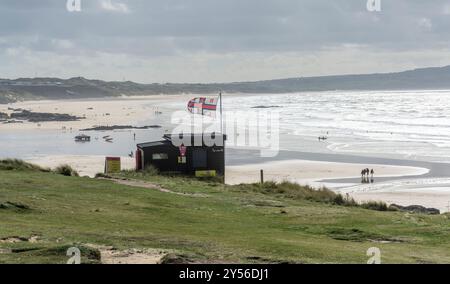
[260,169,264,185]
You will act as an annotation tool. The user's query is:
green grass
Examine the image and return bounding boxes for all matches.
[1,162,450,264]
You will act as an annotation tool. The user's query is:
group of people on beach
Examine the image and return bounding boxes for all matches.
[361,168,375,184]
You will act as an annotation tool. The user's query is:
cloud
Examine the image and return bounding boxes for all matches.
[1,0,450,82]
[99,0,130,13]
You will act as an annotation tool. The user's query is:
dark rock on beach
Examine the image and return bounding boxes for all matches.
[2,120,23,124]
[0,112,8,120]
[81,125,162,131]
[10,110,83,122]
[389,204,440,215]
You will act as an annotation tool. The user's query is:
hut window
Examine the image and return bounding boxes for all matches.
[152,153,169,160]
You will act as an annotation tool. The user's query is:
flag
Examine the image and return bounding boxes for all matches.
[187,96,219,117]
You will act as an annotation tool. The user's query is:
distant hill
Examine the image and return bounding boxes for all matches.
[1,65,450,103]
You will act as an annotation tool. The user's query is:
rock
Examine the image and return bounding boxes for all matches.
[0,112,9,119]
[389,204,440,215]
[0,201,30,210]
[10,110,82,122]
[80,125,162,131]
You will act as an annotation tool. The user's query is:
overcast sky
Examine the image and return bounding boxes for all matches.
[1,0,450,83]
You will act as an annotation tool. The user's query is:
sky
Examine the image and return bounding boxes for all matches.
[1,0,450,83]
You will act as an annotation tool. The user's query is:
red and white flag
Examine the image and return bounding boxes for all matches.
[187,96,219,117]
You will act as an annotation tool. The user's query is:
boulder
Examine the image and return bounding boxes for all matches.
[389,204,440,215]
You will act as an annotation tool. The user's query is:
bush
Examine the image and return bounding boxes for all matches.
[54,164,79,177]
[0,159,49,172]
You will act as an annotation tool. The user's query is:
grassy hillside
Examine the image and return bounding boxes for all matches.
[2,65,450,103]
[1,161,450,264]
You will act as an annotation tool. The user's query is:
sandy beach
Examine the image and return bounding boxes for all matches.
[0,95,191,131]
[226,159,429,186]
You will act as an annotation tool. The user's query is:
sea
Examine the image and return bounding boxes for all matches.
[1,90,450,164]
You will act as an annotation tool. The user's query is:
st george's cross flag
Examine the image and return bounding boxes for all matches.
[187,96,219,117]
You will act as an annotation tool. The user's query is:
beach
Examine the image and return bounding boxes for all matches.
[0,95,191,131]
[2,91,450,213]
[226,159,429,187]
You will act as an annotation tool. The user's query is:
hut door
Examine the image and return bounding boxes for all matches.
[192,148,207,169]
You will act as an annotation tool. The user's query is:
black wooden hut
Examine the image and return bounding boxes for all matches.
[136,133,226,177]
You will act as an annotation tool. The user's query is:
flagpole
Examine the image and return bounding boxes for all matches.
[219,91,223,134]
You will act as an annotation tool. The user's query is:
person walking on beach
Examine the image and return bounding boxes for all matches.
[361,169,369,183]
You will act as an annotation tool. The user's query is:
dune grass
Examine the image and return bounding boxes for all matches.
[0,159,49,172]
[1,162,450,264]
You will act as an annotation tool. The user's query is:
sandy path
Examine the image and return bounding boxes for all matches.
[108,178,208,197]
[85,244,168,264]
[100,249,166,264]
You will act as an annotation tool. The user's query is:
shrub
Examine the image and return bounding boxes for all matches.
[54,164,79,177]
